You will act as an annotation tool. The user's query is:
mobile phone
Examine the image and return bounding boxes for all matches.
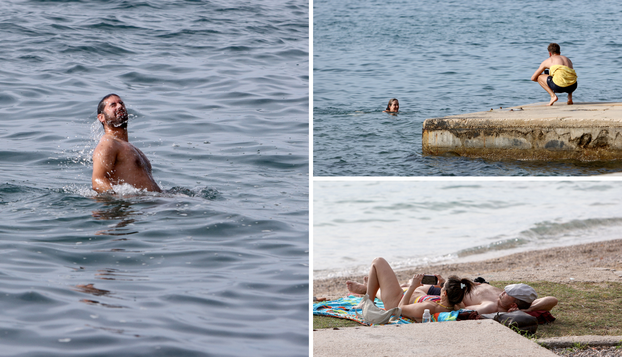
[421,275,438,285]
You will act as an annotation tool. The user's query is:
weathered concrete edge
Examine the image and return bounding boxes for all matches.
[538,335,622,348]
[423,117,622,130]
[421,130,622,161]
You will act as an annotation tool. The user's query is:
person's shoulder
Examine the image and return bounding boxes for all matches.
[94,135,121,156]
[540,57,552,66]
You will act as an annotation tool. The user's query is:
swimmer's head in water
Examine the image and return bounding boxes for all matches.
[97,93,129,129]
[385,98,399,112]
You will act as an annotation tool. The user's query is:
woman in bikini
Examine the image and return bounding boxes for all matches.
[346,257,473,322]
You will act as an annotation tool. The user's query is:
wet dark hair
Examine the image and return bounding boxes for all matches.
[97,93,120,115]
[385,98,399,111]
[443,276,474,306]
[547,43,561,55]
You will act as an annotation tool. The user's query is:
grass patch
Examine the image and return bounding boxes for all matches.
[313,281,622,338]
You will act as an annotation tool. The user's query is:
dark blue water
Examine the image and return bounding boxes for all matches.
[313,0,622,176]
[0,1,308,356]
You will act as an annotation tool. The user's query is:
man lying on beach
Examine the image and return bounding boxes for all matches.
[414,279,558,314]
[346,257,558,315]
[92,94,161,194]
[531,42,577,106]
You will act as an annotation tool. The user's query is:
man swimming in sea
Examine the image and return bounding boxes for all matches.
[92,94,161,193]
[531,42,577,106]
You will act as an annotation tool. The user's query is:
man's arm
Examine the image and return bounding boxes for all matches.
[92,141,117,193]
[531,59,550,82]
[524,296,558,312]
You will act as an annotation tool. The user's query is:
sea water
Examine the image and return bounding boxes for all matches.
[0,1,308,356]
[314,180,622,280]
[313,0,622,176]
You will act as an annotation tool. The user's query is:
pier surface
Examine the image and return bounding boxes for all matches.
[422,102,622,161]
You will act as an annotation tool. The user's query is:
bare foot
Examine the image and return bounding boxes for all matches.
[346,281,367,295]
[547,95,558,106]
[567,99,573,105]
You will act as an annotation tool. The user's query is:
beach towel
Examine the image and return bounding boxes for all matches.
[313,295,466,325]
[313,295,414,325]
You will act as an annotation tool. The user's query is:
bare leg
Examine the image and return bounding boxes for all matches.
[567,92,573,105]
[537,74,557,106]
[365,257,404,309]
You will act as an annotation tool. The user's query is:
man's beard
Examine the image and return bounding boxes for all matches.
[105,111,128,128]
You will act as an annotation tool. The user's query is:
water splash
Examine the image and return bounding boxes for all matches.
[166,186,220,200]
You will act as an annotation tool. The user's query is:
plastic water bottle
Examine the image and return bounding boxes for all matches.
[422,309,431,323]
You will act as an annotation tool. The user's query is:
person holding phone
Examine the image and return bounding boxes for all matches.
[408,276,557,314]
[347,257,558,316]
[346,257,474,322]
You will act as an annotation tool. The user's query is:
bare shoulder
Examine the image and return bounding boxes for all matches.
[93,135,121,160]
[540,57,552,67]
[563,55,573,68]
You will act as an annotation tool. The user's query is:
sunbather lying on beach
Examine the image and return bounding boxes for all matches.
[346,257,474,322]
[415,279,558,314]
[346,257,559,316]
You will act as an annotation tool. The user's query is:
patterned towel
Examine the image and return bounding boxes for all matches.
[313,295,462,325]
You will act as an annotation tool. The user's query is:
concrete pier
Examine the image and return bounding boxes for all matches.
[422,102,622,161]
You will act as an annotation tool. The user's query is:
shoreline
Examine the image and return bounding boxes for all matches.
[313,239,622,300]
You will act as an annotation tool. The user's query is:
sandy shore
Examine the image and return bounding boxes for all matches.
[313,239,622,300]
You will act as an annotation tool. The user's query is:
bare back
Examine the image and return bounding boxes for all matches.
[545,54,573,69]
[531,54,574,82]
[92,134,161,193]
[462,283,502,306]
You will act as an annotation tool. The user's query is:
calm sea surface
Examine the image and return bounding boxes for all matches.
[314,180,622,280]
[0,1,308,356]
[313,0,622,176]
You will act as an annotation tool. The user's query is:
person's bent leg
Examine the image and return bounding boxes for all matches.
[365,257,404,309]
[538,75,558,106]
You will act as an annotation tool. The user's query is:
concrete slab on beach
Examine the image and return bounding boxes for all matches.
[314,319,557,357]
[422,102,622,161]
